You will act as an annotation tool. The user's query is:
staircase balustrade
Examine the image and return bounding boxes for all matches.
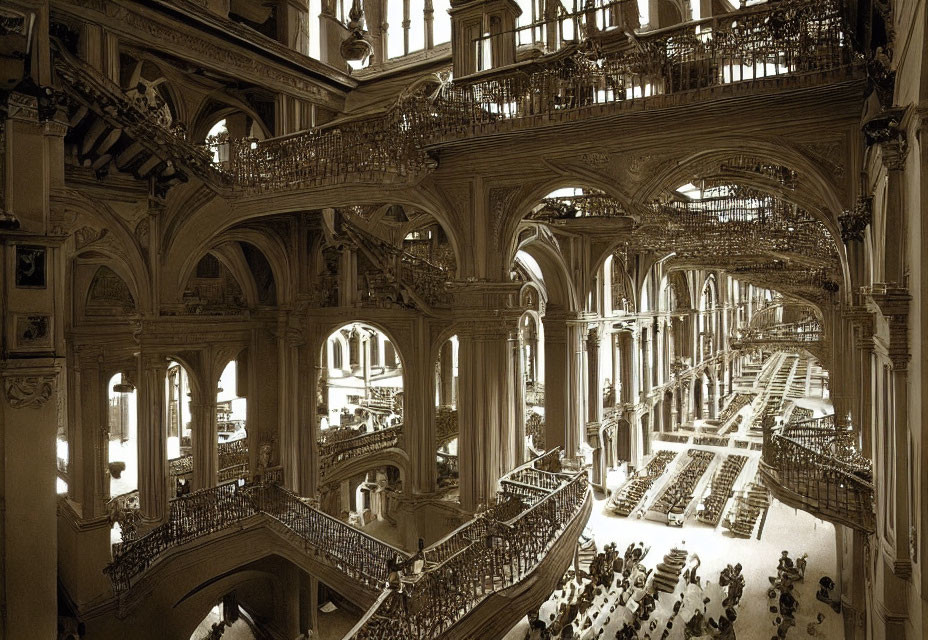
[345,449,589,640]
[104,481,407,596]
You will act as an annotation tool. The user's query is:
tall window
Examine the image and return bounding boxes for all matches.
[389,0,452,59]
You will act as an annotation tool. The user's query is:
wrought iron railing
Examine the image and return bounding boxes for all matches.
[761,414,874,531]
[318,425,403,482]
[104,480,407,596]
[426,0,851,136]
[168,439,250,483]
[345,449,589,640]
[56,1,854,197]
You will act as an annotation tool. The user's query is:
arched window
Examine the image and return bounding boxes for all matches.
[332,340,343,369]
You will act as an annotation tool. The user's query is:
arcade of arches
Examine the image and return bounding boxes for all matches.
[2,0,926,639]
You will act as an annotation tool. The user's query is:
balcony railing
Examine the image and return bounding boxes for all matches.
[54,0,855,199]
[428,0,852,137]
[104,480,407,596]
[761,414,874,531]
[318,425,404,482]
[344,448,590,640]
[168,439,250,484]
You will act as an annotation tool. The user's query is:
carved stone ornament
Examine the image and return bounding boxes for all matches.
[838,196,872,243]
[4,375,56,409]
[862,108,908,170]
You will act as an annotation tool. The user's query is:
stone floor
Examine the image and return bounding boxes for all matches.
[503,490,844,639]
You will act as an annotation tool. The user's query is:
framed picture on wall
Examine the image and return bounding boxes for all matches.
[15,244,47,288]
[13,313,53,351]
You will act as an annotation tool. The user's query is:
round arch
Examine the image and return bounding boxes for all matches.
[502,177,634,277]
[163,191,464,298]
[633,143,853,300]
[516,239,580,313]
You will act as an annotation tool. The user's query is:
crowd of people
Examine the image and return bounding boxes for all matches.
[523,539,746,640]
[766,550,813,638]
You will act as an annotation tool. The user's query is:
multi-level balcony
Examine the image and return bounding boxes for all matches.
[760,414,874,532]
[52,0,859,197]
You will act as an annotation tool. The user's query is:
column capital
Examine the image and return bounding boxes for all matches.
[838,196,872,244]
[863,107,908,170]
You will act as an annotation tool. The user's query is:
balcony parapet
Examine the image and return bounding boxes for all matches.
[760,414,874,532]
[168,438,250,485]
[421,0,856,145]
[52,0,859,199]
[318,425,404,482]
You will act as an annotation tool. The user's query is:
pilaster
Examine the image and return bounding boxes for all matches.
[137,351,168,526]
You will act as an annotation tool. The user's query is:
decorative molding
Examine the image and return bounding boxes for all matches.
[4,375,57,409]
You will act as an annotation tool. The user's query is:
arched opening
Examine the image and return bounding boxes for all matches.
[216,358,249,484]
[319,323,404,437]
[107,371,138,495]
[189,596,257,640]
[166,360,195,497]
[434,335,459,490]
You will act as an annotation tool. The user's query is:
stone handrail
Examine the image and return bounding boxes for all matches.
[762,415,874,532]
[344,451,589,640]
[318,425,403,481]
[104,480,409,596]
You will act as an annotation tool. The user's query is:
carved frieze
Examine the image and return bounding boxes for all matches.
[74,226,108,249]
[4,375,57,409]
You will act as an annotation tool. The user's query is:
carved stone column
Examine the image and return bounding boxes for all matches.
[404,317,437,494]
[2,364,61,640]
[278,317,307,492]
[457,318,521,512]
[72,344,108,518]
[586,327,601,425]
[867,285,912,587]
[864,109,908,284]
[190,398,217,491]
[543,316,569,451]
[438,339,454,407]
[137,352,169,526]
